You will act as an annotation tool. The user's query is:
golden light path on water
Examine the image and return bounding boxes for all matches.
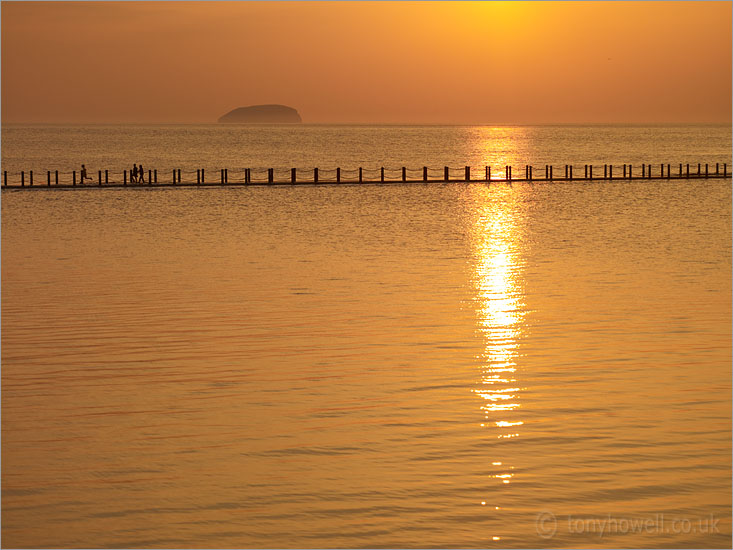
[469,166,527,541]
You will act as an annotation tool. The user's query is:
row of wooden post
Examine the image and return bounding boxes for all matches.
[3,163,729,187]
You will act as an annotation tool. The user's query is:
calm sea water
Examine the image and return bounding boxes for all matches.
[2,125,731,548]
[2,123,731,180]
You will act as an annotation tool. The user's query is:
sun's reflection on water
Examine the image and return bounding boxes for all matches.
[469,183,527,514]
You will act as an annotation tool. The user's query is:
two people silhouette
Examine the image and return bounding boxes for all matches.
[131,164,145,184]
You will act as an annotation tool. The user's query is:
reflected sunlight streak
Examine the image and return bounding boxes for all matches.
[469,182,527,511]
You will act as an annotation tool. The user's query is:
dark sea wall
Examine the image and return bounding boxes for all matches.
[218,104,302,123]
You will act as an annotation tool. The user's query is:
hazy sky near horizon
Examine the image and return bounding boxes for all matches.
[2,1,731,124]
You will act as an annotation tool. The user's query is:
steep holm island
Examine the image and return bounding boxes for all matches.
[217,104,302,123]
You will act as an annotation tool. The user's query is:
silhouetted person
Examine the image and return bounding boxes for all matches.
[132,164,138,183]
[138,164,145,183]
[80,164,90,184]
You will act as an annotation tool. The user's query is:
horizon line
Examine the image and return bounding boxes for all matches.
[3,120,731,126]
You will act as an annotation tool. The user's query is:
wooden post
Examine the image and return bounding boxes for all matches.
[444,166,449,182]
[565,165,568,179]
[660,163,663,178]
[336,167,341,183]
[584,165,588,179]
[423,167,428,182]
[667,164,670,179]
[72,171,76,186]
[505,166,508,181]
[589,165,593,180]
[21,171,25,186]
[55,170,59,185]
[604,164,607,179]
[402,167,406,182]
[642,164,645,178]
[98,170,102,186]
[679,164,682,177]
[528,166,532,180]
[488,166,491,182]
[509,166,512,181]
[124,170,127,185]
[291,168,296,183]
[173,169,176,184]
[686,164,689,178]
[525,165,529,180]
[178,169,181,183]
[549,165,553,181]
[705,164,708,178]
[465,166,470,182]
[220,169,224,183]
[381,167,385,182]
[196,169,200,184]
[359,167,363,183]
[225,169,228,183]
[314,168,319,183]
[268,168,274,183]
[697,163,701,176]
[623,164,626,178]
[47,171,51,186]
[724,164,727,177]
[629,165,632,179]
[716,162,719,175]
[609,165,613,179]
[3,171,7,186]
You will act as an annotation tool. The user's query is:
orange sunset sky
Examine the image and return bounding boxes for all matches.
[2,1,731,124]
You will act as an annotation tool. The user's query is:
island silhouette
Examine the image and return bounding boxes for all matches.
[218,104,302,123]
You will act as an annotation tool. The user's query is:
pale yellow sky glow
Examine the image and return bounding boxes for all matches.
[2,1,731,123]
